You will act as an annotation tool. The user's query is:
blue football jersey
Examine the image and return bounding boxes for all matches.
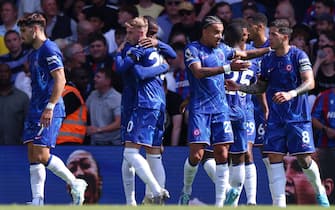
[117,43,137,111]
[27,39,65,118]
[184,41,234,114]
[251,39,270,117]
[260,46,312,123]
[225,44,257,121]
[135,46,166,111]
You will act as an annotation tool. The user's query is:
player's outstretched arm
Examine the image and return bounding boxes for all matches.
[236,47,271,60]
[133,63,169,80]
[139,38,177,59]
[190,60,249,79]
[115,54,135,73]
[238,78,268,95]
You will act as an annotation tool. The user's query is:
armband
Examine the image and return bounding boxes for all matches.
[45,102,55,111]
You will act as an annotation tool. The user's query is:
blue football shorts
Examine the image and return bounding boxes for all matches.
[229,119,248,154]
[262,121,315,155]
[187,111,234,146]
[23,117,63,148]
[124,107,164,147]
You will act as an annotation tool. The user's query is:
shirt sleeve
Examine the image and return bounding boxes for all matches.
[297,49,312,72]
[43,43,64,73]
[184,44,200,68]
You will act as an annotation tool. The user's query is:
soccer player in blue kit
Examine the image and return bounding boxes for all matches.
[18,13,87,205]
[246,13,271,205]
[180,16,252,207]
[225,19,330,207]
[223,19,260,206]
[115,16,174,205]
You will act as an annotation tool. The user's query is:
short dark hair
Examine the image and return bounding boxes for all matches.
[144,15,159,37]
[4,30,20,40]
[212,2,232,14]
[248,12,268,26]
[171,41,186,52]
[291,24,312,43]
[88,32,107,46]
[224,22,245,47]
[97,67,112,80]
[119,5,139,18]
[320,44,335,54]
[17,13,47,28]
[270,19,293,36]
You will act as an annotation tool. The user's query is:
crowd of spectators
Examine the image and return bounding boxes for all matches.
[0,0,334,146]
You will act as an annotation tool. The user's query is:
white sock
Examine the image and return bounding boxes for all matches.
[30,163,46,201]
[123,148,161,197]
[46,155,76,185]
[262,157,274,200]
[215,163,229,207]
[302,160,326,195]
[122,159,136,205]
[229,163,245,206]
[203,158,216,183]
[244,163,257,205]
[182,158,199,195]
[269,163,286,207]
[145,154,166,198]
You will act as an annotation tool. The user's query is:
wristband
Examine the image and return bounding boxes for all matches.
[223,64,231,74]
[288,90,297,98]
[46,102,55,110]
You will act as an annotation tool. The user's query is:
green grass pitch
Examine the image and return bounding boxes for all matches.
[0,205,331,210]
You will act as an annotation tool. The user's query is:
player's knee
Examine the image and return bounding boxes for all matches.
[296,155,312,169]
[189,154,202,165]
[245,151,253,163]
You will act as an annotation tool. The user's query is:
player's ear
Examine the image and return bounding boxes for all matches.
[322,178,334,196]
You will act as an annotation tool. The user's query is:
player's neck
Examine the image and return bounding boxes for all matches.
[275,44,290,56]
[253,35,267,48]
[32,36,47,49]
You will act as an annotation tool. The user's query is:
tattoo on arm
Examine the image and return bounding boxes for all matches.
[295,82,312,95]
[295,71,314,95]
[239,79,268,94]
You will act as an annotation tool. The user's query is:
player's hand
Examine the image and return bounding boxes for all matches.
[128,47,144,62]
[179,98,190,114]
[273,91,294,103]
[40,109,53,127]
[225,79,240,91]
[139,37,158,48]
[235,50,247,58]
[116,41,126,53]
[230,59,251,71]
